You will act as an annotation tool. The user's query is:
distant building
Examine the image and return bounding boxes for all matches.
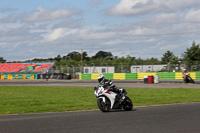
[131,64,167,73]
[83,66,115,74]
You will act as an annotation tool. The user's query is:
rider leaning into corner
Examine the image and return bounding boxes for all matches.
[182,68,190,79]
[97,74,123,96]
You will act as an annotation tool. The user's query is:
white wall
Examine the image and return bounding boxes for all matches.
[84,66,115,73]
[131,64,167,73]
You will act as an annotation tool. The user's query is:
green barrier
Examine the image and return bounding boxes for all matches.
[157,73,175,79]
[12,74,16,79]
[82,74,91,80]
[34,74,38,79]
[18,74,22,79]
[104,73,113,79]
[196,72,200,79]
[80,72,200,80]
[126,73,137,80]
[27,74,31,79]
[4,75,8,79]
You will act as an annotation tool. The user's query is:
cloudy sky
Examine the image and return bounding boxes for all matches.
[1,0,200,61]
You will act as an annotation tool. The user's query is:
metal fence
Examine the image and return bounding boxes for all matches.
[0,63,199,79]
[50,63,200,79]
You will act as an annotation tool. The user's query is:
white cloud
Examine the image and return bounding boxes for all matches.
[88,0,104,7]
[0,8,17,13]
[42,28,67,42]
[108,0,200,16]
[185,9,200,23]
[25,7,75,22]
[2,1,200,61]
[42,26,117,43]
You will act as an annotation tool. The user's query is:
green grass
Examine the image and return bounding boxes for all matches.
[0,86,200,115]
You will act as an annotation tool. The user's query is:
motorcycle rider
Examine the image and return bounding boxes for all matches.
[97,74,123,97]
[182,68,190,79]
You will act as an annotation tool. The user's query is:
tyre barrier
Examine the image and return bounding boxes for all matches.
[148,75,154,84]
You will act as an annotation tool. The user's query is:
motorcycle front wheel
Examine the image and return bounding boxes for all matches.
[97,97,111,112]
[122,96,133,111]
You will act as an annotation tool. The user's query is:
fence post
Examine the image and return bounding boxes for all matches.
[71,65,74,78]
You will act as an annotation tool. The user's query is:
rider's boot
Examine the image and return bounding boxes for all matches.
[115,89,124,102]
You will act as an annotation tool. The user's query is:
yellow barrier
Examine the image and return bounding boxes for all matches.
[137,73,157,79]
[22,74,27,79]
[175,72,196,79]
[175,72,182,79]
[31,75,34,79]
[113,73,126,80]
[190,72,196,79]
[79,73,82,80]
[8,75,13,79]
[91,73,102,80]
[1,75,4,79]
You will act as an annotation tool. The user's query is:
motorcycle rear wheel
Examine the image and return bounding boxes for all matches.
[122,96,133,111]
[188,77,195,83]
[97,97,111,112]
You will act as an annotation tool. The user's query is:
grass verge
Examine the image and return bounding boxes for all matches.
[0,86,200,114]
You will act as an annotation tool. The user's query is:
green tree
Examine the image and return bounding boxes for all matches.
[0,57,6,63]
[183,41,200,63]
[146,57,161,65]
[170,56,179,64]
[92,51,113,59]
[64,51,81,61]
[161,50,175,64]
[54,55,62,62]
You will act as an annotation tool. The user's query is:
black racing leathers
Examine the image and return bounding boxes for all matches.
[100,79,120,93]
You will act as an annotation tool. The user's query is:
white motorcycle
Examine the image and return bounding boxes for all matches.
[94,85,133,112]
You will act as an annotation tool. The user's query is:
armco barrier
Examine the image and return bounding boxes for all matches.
[91,73,102,80]
[175,72,196,79]
[8,75,13,79]
[0,74,36,80]
[175,72,183,79]
[80,74,91,80]
[4,75,8,79]
[113,73,126,80]
[34,74,38,79]
[197,72,200,79]
[22,74,27,79]
[80,72,200,80]
[189,72,196,79]
[104,73,113,79]
[157,73,175,79]
[137,73,157,80]
[0,72,199,80]
[18,74,22,79]
[126,73,137,80]
[27,74,31,79]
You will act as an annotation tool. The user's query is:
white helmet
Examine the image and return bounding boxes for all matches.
[98,74,105,84]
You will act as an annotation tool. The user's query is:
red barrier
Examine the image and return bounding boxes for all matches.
[148,75,154,84]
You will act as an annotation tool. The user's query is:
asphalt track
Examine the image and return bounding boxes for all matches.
[1,103,200,133]
[0,79,199,88]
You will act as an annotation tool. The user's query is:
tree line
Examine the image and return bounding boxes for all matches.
[1,41,200,71]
